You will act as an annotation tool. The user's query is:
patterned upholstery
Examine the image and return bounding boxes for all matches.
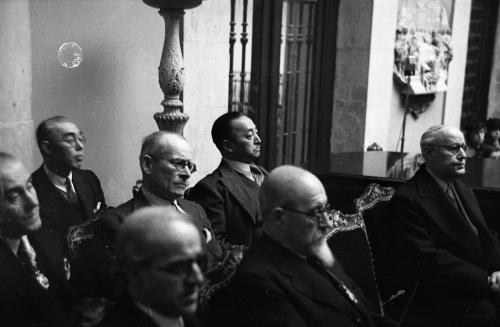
[326,183,396,316]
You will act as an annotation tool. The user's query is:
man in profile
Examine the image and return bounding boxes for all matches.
[0,152,79,326]
[212,165,395,327]
[32,116,106,245]
[187,112,266,247]
[392,125,500,326]
[97,206,204,327]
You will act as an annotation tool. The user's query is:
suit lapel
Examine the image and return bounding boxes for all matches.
[262,236,361,315]
[33,166,83,228]
[218,161,259,224]
[415,169,482,256]
[0,241,51,313]
[72,170,93,220]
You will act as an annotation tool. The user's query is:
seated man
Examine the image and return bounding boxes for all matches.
[187,112,266,246]
[211,166,396,327]
[99,131,212,248]
[391,125,500,326]
[97,206,204,327]
[92,132,224,298]
[0,152,80,327]
[32,116,106,247]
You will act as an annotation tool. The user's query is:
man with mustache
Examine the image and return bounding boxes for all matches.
[187,112,266,247]
[392,125,500,326]
[211,166,396,327]
[32,116,106,248]
[97,206,205,327]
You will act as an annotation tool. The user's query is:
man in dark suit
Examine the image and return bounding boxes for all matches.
[98,206,204,327]
[91,132,222,298]
[187,111,266,247]
[391,125,500,326]
[0,152,80,327]
[32,116,106,247]
[98,131,213,248]
[212,165,396,327]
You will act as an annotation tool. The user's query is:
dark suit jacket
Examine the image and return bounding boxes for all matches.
[32,165,106,248]
[97,296,201,327]
[98,189,212,250]
[75,190,217,298]
[391,166,500,324]
[186,160,266,246]
[0,228,79,327]
[211,233,395,327]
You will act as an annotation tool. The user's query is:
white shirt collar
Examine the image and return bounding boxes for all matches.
[43,164,73,193]
[223,158,255,181]
[135,302,184,327]
[141,187,185,213]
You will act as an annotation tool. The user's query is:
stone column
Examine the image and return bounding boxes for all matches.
[0,0,35,169]
[144,0,203,134]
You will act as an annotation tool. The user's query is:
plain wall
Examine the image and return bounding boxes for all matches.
[0,0,35,168]
[30,0,228,206]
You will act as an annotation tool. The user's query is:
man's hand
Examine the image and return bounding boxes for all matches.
[489,271,500,294]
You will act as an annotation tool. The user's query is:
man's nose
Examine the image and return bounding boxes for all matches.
[179,166,192,178]
[26,188,39,209]
[255,134,261,144]
[75,138,85,150]
[186,261,204,284]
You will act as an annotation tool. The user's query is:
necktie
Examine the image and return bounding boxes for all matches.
[18,236,50,289]
[250,165,264,186]
[446,184,478,235]
[65,176,78,203]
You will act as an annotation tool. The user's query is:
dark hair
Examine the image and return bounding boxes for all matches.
[486,118,500,132]
[35,116,71,150]
[211,111,246,152]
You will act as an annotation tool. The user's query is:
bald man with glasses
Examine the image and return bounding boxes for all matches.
[391,125,500,326]
[211,166,396,327]
[99,131,213,252]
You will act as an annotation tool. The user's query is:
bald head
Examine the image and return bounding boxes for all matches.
[260,166,331,256]
[117,206,201,264]
[118,206,205,317]
[140,131,195,200]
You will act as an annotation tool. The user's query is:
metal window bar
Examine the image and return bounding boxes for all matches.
[229,0,252,113]
[278,0,317,166]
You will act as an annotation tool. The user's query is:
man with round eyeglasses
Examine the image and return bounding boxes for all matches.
[391,125,500,326]
[99,131,213,252]
[94,132,217,297]
[211,166,396,327]
[97,206,204,327]
[32,116,106,250]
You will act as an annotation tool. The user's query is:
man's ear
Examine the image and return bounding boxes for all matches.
[39,141,53,156]
[422,147,434,162]
[141,155,153,175]
[222,139,234,153]
[271,207,286,231]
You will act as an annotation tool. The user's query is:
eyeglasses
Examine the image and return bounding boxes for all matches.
[53,135,86,148]
[281,204,333,223]
[432,143,468,155]
[153,253,207,278]
[149,155,197,173]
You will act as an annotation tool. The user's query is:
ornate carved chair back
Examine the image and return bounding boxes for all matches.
[326,210,384,315]
[67,218,116,298]
[354,183,417,324]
